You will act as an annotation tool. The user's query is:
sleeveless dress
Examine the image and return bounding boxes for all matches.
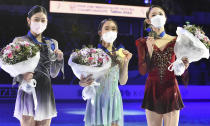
[84,62,124,126]
[136,37,187,114]
[13,35,64,121]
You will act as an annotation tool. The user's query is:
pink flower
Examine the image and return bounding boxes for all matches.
[8,52,13,59]
[25,43,30,47]
[88,57,94,61]
[90,49,96,53]
[204,37,209,42]
[6,46,11,50]
[98,58,103,63]
[106,56,109,61]
[15,45,20,51]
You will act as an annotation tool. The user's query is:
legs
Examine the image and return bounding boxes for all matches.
[111,122,118,126]
[20,116,51,126]
[145,109,180,126]
[36,119,52,126]
[146,109,163,126]
[20,116,36,126]
[163,110,180,126]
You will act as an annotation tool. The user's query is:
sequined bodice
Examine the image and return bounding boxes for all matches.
[149,41,176,81]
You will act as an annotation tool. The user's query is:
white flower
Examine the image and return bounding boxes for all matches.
[80,48,89,56]
[72,47,111,67]
[195,30,207,40]
[4,50,12,55]
[20,41,31,46]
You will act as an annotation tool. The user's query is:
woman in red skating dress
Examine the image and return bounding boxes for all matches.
[136,5,189,126]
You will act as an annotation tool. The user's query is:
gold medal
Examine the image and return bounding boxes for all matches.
[116,48,125,58]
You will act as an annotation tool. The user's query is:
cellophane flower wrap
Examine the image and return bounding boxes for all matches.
[68,47,111,105]
[0,40,40,77]
[168,22,210,75]
[0,40,40,110]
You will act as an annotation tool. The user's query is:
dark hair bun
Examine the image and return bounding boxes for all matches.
[28,5,47,18]
[98,18,118,32]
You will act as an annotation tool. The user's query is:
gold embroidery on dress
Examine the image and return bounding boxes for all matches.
[152,46,174,81]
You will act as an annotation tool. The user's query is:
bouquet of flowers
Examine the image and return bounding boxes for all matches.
[0,41,40,77]
[68,47,111,105]
[168,22,210,75]
[0,40,40,110]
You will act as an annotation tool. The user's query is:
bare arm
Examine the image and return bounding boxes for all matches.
[119,50,132,85]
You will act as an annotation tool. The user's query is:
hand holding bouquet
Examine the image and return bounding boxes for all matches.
[68,47,111,105]
[0,39,40,110]
[168,22,209,75]
[0,40,40,77]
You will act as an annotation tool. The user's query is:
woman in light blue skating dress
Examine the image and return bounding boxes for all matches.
[79,19,132,126]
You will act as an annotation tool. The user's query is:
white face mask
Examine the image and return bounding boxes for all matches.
[102,31,117,44]
[150,15,166,28]
[30,21,47,34]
